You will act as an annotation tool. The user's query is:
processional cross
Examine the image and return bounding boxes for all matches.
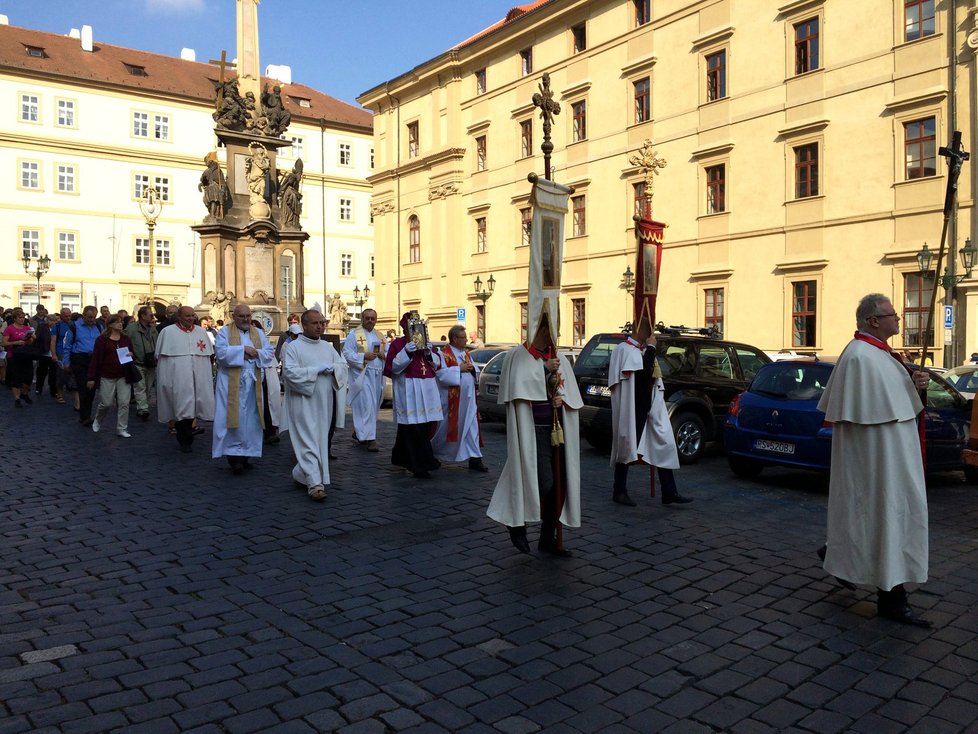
[532,72,561,180]
[629,139,666,218]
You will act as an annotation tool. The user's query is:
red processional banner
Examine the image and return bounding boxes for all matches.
[633,217,666,329]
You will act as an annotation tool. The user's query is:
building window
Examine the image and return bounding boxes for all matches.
[407,122,419,159]
[154,175,170,202]
[705,288,724,334]
[520,302,529,343]
[58,231,77,260]
[135,238,149,264]
[572,100,587,142]
[476,135,487,171]
[136,238,170,265]
[57,164,76,193]
[57,99,75,127]
[339,142,352,166]
[520,48,533,76]
[572,195,586,236]
[706,164,725,214]
[903,271,934,348]
[21,161,40,189]
[133,174,150,200]
[132,111,149,137]
[520,120,533,158]
[61,293,81,313]
[476,304,486,342]
[706,50,726,101]
[794,143,819,198]
[905,0,935,42]
[340,253,353,276]
[794,18,819,75]
[370,147,375,169]
[20,93,39,122]
[634,77,651,123]
[573,24,587,53]
[21,229,40,259]
[634,0,651,26]
[290,136,304,159]
[124,63,147,77]
[339,197,353,221]
[520,207,532,246]
[476,217,487,253]
[409,215,420,263]
[154,114,169,141]
[157,239,171,265]
[475,68,487,95]
[25,45,45,58]
[572,298,586,346]
[792,280,817,347]
[904,117,936,179]
[370,255,375,278]
[634,182,651,218]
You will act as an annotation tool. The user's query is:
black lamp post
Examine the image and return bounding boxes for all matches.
[473,274,495,342]
[23,253,52,308]
[917,238,977,366]
[353,284,370,311]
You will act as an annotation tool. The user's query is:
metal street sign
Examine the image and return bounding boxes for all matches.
[457,308,466,321]
[944,305,954,329]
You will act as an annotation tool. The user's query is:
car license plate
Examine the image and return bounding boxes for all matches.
[754,439,795,455]
[487,384,498,395]
[586,384,611,397]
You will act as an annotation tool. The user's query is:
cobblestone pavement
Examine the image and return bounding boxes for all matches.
[2,393,978,734]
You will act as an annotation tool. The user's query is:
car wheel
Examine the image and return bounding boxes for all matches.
[964,465,978,484]
[672,411,706,464]
[728,454,764,478]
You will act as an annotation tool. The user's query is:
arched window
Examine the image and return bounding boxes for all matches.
[408,215,421,263]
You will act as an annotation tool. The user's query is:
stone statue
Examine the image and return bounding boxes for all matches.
[278,159,303,229]
[243,91,269,134]
[328,293,348,327]
[262,83,291,136]
[212,78,248,131]
[245,143,271,219]
[210,291,232,324]
[198,154,231,220]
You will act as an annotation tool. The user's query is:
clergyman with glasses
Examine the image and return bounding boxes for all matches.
[816,293,932,627]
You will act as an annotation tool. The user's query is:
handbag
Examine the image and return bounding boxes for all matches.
[125,362,143,385]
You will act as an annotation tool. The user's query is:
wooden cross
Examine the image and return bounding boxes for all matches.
[629,139,667,213]
[532,72,561,179]
[208,50,234,111]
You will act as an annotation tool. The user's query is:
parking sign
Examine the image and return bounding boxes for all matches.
[457,308,466,321]
[944,305,954,329]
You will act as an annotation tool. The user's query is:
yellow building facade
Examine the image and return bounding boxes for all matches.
[360,0,978,365]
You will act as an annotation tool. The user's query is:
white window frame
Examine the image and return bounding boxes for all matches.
[338,142,352,166]
[133,173,151,200]
[57,231,77,261]
[56,164,76,194]
[21,228,41,259]
[154,175,171,202]
[20,93,40,123]
[340,253,353,277]
[154,113,170,141]
[20,160,41,190]
[339,197,353,222]
[132,111,149,138]
[56,98,76,128]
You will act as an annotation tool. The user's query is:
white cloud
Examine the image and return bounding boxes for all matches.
[145,0,205,13]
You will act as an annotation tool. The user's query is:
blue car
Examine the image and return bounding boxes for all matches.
[723,358,977,481]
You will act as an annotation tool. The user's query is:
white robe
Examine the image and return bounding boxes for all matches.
[212,326,274,459]
[391,347,443,424]
[282,335,349,487]
[609,340,679,469]
[817,337,928,589]
[342,328,385,440]
[431,345,482,462]
[487,346,583,528]
[155,324,215,423]
[259,343,282,428]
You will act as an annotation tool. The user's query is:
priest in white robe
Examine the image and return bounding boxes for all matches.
[282,309,348,501]
[155,306,215,453]
[817,293,931,627]
[342,308,385,452]
[431,325,487,471]
[608,321,691,507]
[212,305,274,473]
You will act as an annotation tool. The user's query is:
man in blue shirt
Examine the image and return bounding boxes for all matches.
[62,305,103,425]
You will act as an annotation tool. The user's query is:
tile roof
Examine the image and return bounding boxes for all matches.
[0,22,372,131]
[454,0,554,49]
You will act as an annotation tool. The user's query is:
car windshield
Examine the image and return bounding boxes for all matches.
[944,367,978,393]
[470,348,505,364]
[576,339,621,371]
[484,352,508,376]
[750,362,833,400]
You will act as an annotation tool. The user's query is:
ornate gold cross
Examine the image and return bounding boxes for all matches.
[629,139,666,211]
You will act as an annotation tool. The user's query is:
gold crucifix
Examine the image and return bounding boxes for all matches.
[629,139,666,212]
[208,50,235,112]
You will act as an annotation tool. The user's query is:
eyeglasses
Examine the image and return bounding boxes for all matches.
[872,312,899,319]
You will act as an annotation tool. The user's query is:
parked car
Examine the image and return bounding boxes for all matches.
[942,364,978,399]
[469,343,518,371]
[574,328,771,462]
[476,344,585,422]
[723,358,977,481]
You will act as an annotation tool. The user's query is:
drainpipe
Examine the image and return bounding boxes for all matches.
[385,83,402,315]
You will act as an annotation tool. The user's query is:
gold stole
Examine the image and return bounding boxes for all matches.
[226,325,265,430]
[441,346,482,445]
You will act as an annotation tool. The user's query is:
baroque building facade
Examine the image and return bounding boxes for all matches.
[360,0,978,364]
[0,18,373,320]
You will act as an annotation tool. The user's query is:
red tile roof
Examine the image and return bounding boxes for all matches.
[0,23,372,132]
[454,0,554,49]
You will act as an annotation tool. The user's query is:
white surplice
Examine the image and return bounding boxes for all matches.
[258,342,282,428]
[391,346,443,424]
[487,346,582,528]
[342,328,385,440]
[212,326,274,459]
[282,335,349,487]
[817,337,928,589]
[430,345,482,463]
[155,324,215,423]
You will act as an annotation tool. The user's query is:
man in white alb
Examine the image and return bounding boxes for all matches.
[431,325,487,471]
[342,308,385,452]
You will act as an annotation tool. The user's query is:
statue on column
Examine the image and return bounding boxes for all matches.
[278,159,303,229]
[262,83,292,136]
[199,153,231,221]
[246,143,272,219]
[212,78,248,131]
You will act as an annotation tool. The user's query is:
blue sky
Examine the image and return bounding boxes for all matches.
[0,0,517,107]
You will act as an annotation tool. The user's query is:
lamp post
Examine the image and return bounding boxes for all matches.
[281,263,292,327]
[473,273,495,342]
[22,253,51,310]
[619,266,635,332]
[138,187,163,309]
[917,238,977,365]
[353,284,371,312]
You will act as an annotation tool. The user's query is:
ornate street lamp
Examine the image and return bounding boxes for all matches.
[917,238,977,296]
[619,265,635,290]
[138,187,163,308]
[473,274,495,342]
[353,284,371,311]
[23,253,52,308]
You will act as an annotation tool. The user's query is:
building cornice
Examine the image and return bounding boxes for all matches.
[883,87,948,112]
[690,25,735,51]
[368,147,466,183]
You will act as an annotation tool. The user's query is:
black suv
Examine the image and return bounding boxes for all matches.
[574,326,771,463]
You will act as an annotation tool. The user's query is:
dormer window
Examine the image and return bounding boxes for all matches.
[25,46,45,58]
[124,63,147,77]
[290,96,311,108]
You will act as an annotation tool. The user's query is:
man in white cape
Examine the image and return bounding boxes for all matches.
[817,292,931,627]
[155,306,215,453]
[609,321,692,507]
[487,322,582,555]
[342,308,385,452]
[281,309,348,501]
[212,305,275,474]
[431,325,488,471]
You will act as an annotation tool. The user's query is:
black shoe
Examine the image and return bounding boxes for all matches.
[612,492,637,506]
[468,458,489,472]
[508,527,530,554]
[137,411,150,421]
[662,494,693,505]
[878,604,932,628]
[178,443,192,454]
[538,537,573,557]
